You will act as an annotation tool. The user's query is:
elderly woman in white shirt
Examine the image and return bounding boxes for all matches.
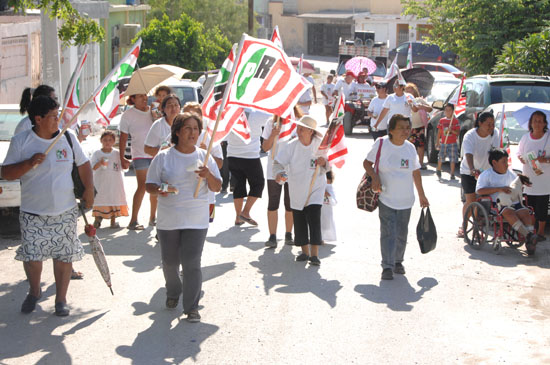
[146,112,221,323]
[273,116,327,266]
[144,94,181,157]
[364,114,429,280]
[2,95,94,316]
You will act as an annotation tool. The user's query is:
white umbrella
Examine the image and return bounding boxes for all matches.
[125,64,190,96]
[513,104,550,129]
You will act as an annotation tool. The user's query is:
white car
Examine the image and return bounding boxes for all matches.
[426,71,461,106]
[153,79,203,106]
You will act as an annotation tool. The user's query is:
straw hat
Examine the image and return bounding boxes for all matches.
[295,116,323,137]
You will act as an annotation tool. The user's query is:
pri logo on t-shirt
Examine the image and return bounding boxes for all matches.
[310,159,316,169]
[55,149,68,161]
[400,159,409,169]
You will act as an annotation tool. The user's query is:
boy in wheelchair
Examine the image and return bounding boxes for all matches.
[476,148,538,255]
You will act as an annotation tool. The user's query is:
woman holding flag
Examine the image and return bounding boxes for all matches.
[274,116,327,265]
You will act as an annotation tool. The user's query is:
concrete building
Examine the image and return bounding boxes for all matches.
[267,0,430,57]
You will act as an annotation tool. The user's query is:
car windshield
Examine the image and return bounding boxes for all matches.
[490,82,550,104]
[427,80,461,103]
[494,111,527,145]
[172,86,198,105]
[0,110,21,141]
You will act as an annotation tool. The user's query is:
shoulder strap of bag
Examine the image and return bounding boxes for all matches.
[64,131,76,162]
[374,138,383,174]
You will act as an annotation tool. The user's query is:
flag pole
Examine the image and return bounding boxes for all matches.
[304,165,320,206]
[194,33,247,198]
[271,115,281,160]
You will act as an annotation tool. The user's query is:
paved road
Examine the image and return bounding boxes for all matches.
[1,104,549,364]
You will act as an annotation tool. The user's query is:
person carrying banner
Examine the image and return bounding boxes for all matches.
[2,95,94,316]
[273,116,327,265]
[119,93,156,230]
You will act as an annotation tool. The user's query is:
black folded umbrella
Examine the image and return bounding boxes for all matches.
[387,68,435,97]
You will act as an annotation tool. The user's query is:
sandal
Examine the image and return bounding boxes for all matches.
[239,215,258,226]
[93,218,102,229]
[70,270,84,280]
[234,220,244,226]
[127,222,145,230]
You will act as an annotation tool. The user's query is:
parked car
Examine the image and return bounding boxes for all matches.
[426,72,461,106]
[425,74,550,163]
[389,42,457,68]
[0,104,23,236]
[148,79,203,106]
[413,62,463,78]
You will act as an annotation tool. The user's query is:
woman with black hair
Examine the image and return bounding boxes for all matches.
[457,111,500,237]
[15,85,57,135]
[518,111,550,242]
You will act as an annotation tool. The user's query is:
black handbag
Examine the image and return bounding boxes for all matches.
[64,131,87,199]
[416,207,437,254]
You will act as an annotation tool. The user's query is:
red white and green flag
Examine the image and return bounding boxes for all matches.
[225,35,311,118]
[61,45,88,128]
[271,25,283,50]
[330,93,345,121]
[316,119,348,169]
[406,42,413,69]
[278,113,296,142]
[202,44,250,145]
[449,76,466,117]
[93,38,142,124]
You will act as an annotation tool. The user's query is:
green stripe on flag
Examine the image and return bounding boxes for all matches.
[99,63,135,104]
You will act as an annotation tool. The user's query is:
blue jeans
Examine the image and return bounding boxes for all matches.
[378,201,412,269]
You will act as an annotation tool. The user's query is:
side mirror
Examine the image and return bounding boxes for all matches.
[432,100,444,110]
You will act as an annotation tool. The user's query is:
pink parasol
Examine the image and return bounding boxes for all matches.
[345,56,377,76]
[79,206,114,295]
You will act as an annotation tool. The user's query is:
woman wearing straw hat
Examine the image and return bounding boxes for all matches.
[273,116,328,265]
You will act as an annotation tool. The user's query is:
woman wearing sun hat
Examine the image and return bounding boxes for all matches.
[273,116,328,265]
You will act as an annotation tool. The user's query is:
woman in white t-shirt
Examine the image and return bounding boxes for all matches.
[375,80,417,142]
[144,94,181,157]
[458,111,500,237]
[119,94,155,230]
[517,111,550,241]
[146,112,221,322]
[364,114,429,280]
[2,95,94,317]
[15,85,57,136]
[273,116,328,266]
[368,81,389,140]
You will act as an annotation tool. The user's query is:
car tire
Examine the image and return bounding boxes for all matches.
[343,112,353,136]
[426,127,439,163]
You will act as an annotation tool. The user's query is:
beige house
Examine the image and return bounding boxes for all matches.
[268,0,430,57]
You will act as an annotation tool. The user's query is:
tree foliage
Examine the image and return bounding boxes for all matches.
[493,27,550,75]
[401,0,550,75]
[10,0,105,46]
[135,14,232,72]
[146,0,250,44]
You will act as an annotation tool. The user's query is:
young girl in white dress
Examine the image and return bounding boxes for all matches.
[91,130,129,228]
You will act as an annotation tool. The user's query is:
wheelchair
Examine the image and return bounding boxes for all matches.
[462,195,535,253]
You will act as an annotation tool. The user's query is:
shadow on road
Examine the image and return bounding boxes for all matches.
[116,288,219,364]
[463,242,550,269]
[207,225,264,251]
[250,245,342,308]
[354,277,438,311]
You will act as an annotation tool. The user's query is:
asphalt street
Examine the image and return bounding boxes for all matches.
[0,104,549,364]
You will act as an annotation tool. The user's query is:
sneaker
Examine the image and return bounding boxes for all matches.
[284,232,294,245]
[265,236,277,248]
[21,290,42,314]
[436,170,442,179]
[166,297,179,310]
[54,302,70,317]
[309,256,321,266]
[381,268,393,280]
[525,233,538,256]
[394,263,406,275]
[296,253,309,262]
[186,310,201,323]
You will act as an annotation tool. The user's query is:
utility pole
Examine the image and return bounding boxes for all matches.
[248,0,254,35]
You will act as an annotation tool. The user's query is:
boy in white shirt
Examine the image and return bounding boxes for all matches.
[476,148,538,255]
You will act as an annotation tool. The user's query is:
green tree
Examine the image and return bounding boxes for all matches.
[146,0,250,44]
[401,0,550,74]
[493,27,550,75]
[136,14,231,71]
[10,0,104,45]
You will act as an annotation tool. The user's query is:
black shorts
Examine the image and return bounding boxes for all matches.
[228,157,265,199]
[526,194,549,222]
[292,205,322,246]
[461,174,477,195]
[267,180,291,212]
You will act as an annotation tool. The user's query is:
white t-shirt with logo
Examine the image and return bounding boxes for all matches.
[119,106,154,159]
[227,110,268,159]
[146,147,221,230]
[320,83,335,105]
[476,168,518,203]
[382,93,414,121]
[334,79,354,100]
[3,129,88,215]
[517,131,550,195]
[459,128,500,175]
[144,117,171,149]
[274,137,326,210]
[261,117,296,180]
[351,82,376,100]
[368,96,388,130]
[366,136,421,210]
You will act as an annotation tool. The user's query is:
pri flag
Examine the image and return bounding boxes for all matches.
[61,46,88,128]
[406,43,413,69]
[226,35,312,118]
[449,76,466,117]
[384,54,398,80]
[271,26,283,50]
[316,119,348,169]
[202,44,250,145]
[93,39,141,124]
[330,93,345,121]
[278,113,297,141]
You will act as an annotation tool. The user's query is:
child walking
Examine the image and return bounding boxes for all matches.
[91,130,129,228]
[436,103,460,180]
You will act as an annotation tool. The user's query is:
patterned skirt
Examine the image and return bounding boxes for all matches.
[92,205,129,219]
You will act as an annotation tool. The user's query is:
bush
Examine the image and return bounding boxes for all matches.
[493,27,550,75]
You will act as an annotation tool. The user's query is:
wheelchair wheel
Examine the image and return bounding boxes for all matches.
[464,202,489,249]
